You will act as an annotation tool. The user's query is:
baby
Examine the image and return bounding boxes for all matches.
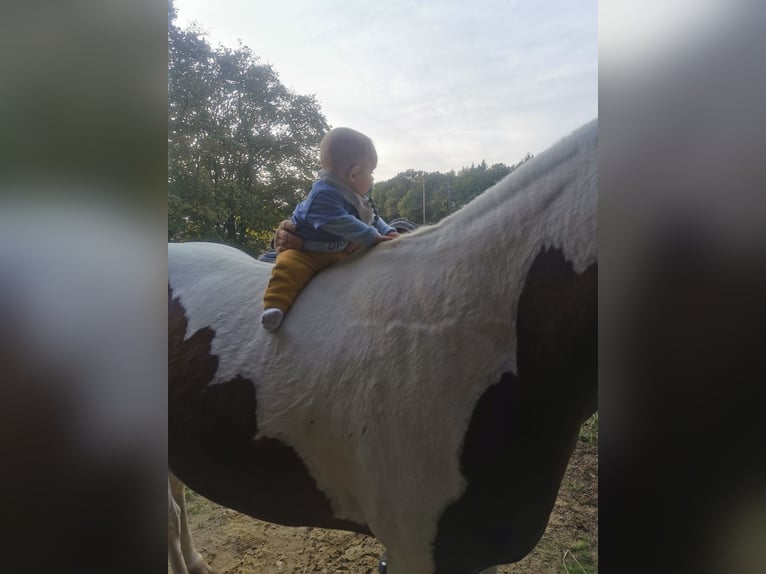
[261,127,398,331]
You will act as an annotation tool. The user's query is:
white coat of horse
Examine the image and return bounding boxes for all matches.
[168,119,598,574]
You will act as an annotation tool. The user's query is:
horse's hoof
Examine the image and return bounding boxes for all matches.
[378,552,387,574]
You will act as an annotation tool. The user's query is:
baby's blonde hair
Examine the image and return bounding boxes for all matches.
[320,127,377,175]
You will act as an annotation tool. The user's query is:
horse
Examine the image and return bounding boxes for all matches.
[168,118,598,574]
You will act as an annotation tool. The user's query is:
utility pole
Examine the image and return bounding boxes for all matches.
[422,173,426,225]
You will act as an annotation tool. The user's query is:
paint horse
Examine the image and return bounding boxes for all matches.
[168,119,598,574]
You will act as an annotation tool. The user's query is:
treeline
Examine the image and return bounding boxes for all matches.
[168,0,532,253]
[168,1,328,253]
[371,157,532,225]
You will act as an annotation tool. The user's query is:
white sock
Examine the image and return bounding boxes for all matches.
[261,308,284,331]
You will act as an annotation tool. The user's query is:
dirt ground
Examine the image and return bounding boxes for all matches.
[173,417,598,574]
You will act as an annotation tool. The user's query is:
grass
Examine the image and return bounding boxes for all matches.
[564,479,586,494]
[578,413,599,445]
[184,488,207,516]
[563,539,597,574]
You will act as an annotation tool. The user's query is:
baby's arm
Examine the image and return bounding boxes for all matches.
[374,216,398,237]
[321,214,390,246]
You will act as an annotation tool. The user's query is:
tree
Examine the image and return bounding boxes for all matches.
[168,1,329,253]
[371,169,422,222]
[371,157,531,227]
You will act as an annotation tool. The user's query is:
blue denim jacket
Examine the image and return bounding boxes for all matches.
[292,179,395,252]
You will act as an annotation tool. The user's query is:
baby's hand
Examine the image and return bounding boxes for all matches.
[386,231,400,238]
[372,234,393,244]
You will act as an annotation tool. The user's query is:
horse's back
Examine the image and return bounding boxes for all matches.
[168,242,273,349]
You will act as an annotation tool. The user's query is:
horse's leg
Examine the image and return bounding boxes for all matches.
[169,473,213,574]
[168,477,189,574]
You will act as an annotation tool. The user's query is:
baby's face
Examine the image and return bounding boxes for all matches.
[349,154,376,196]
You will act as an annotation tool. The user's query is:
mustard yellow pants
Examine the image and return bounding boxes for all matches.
[263,249,350,314]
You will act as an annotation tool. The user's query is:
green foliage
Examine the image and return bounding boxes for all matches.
[371,156,533,225]
[563,539,598,574]
[578,413,599,445]
[183,488,206,516]
[168,4,329,254]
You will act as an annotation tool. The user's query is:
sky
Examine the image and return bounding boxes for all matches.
[173,0,597,181]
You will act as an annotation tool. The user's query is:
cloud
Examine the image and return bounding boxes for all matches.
[174,0,597,179]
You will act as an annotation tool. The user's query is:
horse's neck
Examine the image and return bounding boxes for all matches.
[381,121,597,328]
[429,135,596,271]
[454,120,597,270]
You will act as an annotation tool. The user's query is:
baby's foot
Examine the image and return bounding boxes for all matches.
[261,308,284,331]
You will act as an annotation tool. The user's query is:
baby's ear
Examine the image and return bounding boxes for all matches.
[347,162,360,181]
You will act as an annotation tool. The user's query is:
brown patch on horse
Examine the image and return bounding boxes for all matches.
[433,247,597,573]
[168,287,369,533]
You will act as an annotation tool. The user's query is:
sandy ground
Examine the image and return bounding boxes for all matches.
[171,419,598,574]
